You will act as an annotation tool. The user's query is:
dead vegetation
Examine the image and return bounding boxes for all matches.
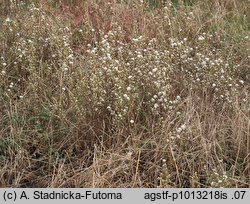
[0,0,249,187]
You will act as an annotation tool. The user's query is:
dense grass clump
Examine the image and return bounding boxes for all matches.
[0,0,249,187]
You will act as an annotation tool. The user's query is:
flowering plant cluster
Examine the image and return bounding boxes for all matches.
[0,0,249,187]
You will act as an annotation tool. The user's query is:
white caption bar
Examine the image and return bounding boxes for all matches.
[0,189,249,204]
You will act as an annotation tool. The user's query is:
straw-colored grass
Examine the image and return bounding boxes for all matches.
[0,0,249,187]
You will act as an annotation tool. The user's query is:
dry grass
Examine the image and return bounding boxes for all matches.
[0,0,249,187]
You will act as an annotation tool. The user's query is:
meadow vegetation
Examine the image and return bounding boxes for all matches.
[0,0,249,187]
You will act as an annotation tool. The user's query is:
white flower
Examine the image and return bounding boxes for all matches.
[127,87,132,91]
[154,103,159,109]
[171,42,177,47]
[181,124,186,130]
[6,17,11,22]
[198,36,205,41]
[2,62,7,66]
[176,128,182,133]
[130,120,134,124]
[176,95,181,100]
[176,111,181,116]
[152,68,158,73]
[239,80,244,84]
[123,94,130,100]
[68,54,74,59]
